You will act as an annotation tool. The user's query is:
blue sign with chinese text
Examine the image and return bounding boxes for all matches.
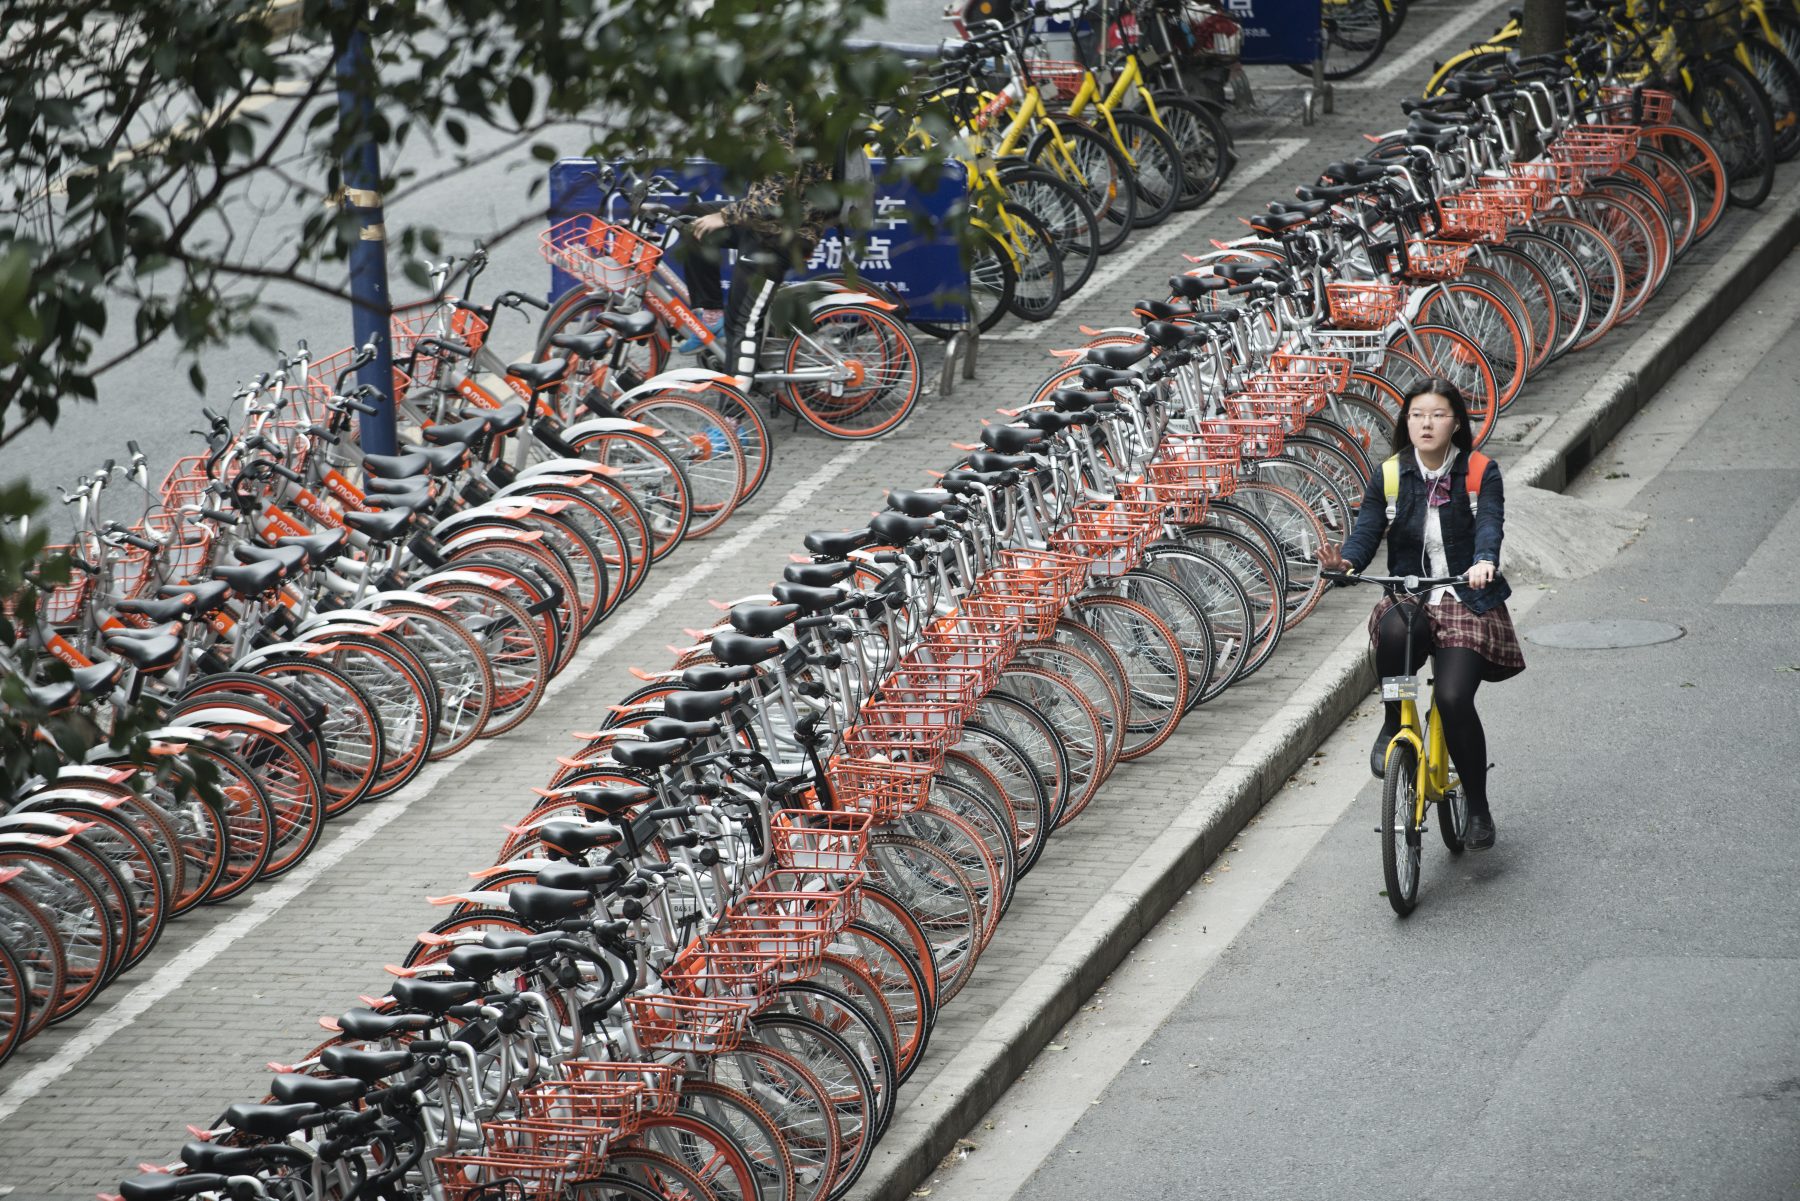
[1220,0,1322,66]
[545,158,973,326]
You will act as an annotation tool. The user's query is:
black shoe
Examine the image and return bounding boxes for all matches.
[1465,811,1496,852]
[1370,721,1399,778]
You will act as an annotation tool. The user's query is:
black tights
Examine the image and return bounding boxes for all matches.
[1374,604,1491,814]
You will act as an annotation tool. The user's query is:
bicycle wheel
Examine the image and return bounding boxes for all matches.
[1414,281,1529,411]
[1626,148,1701,260]
[1171,522,1284,678]
[1252,453,1356,548]
[1108,110,1185,227]
[0,884,66,1041]
[190,744,276,904]
[893,803,1005,952]
[1028,119,1139,252]
[1154,93,1231,208]
[0,938,25,1067]
[1506,230,1593,361]
[307,634,434,802]
[245,657,384,818]
[995,662,1107,820]
[604,1144,747,1201]
[1141,543,1254,697]
[1530,216,1625,353]
[1299,414,1376,484]
[623,393,745,537]
[1067,594,1187,762]
[1319,391,1397,468]
[1739,35,1800,162]
[1460,264,1542,380]
[746,1011,881,1199]
[1381,739,1422,916]
[415,577,550,738]
[512,480,636,619]
[0,844,115,1023]
[1379,325,1500,448]
[783,302,923,439]
[769,980,900,1137]
[939,752,1025,891]
[368,600,495,757]
[865,834,982,1006]
[1115,568,1214,714]
[679,1078,799,1201]
[997,163,1101,297]
[706,1041,842,1201]
[953,722,1053,877]
[970,690,1071,838]
[1300,0,1391,80]
[827,925,934,1083]
[852,884,943,1011]
[1473,246,1559,373]
[1286,429,1373,511]
[629,1111,766,1201]
[1640,124,1728,240]
[1014,639,1124,773]
[1433,713,1469,856]
[1692,57,1777,207]
[996,202,1066,321]
[1226,480,1332,629]
[565,427,694,560]
[1571,192,1662,324]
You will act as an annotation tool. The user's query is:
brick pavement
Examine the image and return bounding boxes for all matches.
[2,23,1786,1192]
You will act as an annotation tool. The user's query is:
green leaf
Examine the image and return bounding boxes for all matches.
[507,75,534,126]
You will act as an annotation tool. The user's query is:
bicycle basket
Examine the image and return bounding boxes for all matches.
[541,216,663,299]
[828,753,936,820]
[1222,392,1309,434]
[1268,351,1352,392]
[1598,85,1673,126]
[1023,56,1089,101]
[1399,238,1475,282]
[661,940,783,1006]
[623,991,751,1055]
[1324,282,1404,330]
[1433,193,1508,243]
[972,569,1067,640]
[34,549,90,626]
[771,808,872,872]
[1198,417,1284,458]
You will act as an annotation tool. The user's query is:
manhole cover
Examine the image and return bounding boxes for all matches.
[1523,619,1686,649]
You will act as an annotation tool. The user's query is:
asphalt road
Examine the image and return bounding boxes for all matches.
[913,251,1800,1201]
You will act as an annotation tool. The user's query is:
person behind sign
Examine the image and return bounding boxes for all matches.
[671,87,833,386]
[1316,378,1526,851]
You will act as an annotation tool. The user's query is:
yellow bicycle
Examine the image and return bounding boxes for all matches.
[1330,569,1471,915]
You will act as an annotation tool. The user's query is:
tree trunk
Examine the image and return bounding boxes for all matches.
[1519,0,1568,56]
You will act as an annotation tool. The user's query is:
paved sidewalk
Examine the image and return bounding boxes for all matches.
[3,4,1796,1193]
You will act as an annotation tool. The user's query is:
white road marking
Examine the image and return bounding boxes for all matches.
[1337,0,1515,91]
[0,438,872,1128]
[986,137,1311,344]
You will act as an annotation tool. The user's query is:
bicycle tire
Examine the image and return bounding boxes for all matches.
[892,803,1005,951]
[782,303,923,439]
[997,163,1101,297]
[1140,543,1255,696]
[746,1011,882,1199]
[1028,119,1139,251]
[865,834,982,1007]
[1570,192,1662,325]
[827,924,935,1083]
[1529,216,1625,353]
[1107,109,1185,226]
[1014,638,1125,773]
[1471,246,1559,373]
[1379,326,1500,448]
[1414,281,1529,411]
[1222,480,1332,629]
[996,202,1066,321]
[564,427,694,559]
[1624,148,1701,261]
[1692,57,1777,207]
[0,844,115,1023]
[1066,594,1188,762]
[628,1111,766,1201]
[0,937,26,1067]
[1170,522,1284,677]
[413,577,549,738]
[1381,739,1422,915]
[1639,124,1728,240]
[679,1078,800,1201]
[995,662,1107,820]
[623,394,745,536]
[706,1040,842,1201]
[1153,92,1231,208]
[1505,230,1594,361]
[1114,567,1215,714]
[367,600,495,757]
[1738,35,1800,162]
[954,720,1054,876]
[0,885,65,1041]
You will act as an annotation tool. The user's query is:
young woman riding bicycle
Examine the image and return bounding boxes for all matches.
[1317,377,1525,851]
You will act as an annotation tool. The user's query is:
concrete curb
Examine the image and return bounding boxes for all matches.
[850,180,1800,1201]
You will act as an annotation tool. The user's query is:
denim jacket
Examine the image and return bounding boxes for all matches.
[1338,450,1512,614]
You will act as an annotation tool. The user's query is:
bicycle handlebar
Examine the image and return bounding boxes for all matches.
[1322,570,1470,593]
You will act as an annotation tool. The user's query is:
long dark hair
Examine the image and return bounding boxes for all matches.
[1391,376,1475,455]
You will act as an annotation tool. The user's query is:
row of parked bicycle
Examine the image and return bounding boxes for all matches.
[80,14,1754,1195]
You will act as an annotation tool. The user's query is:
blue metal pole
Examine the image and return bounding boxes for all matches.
[334,0,397,456]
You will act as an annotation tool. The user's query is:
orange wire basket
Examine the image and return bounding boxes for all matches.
[481,1119,612,1172]
[1474,179,1540,224]
[159,455,218,513]
[623,991,751,1055]
[1550,128,1638,172]
[1433,193,1508,243]
[141,512,214,588]
[996,547,1088,597]
[1324,281,1404,330]
[1508,157,1587,198]
[1148,435,1239,500]
[843,704,959,767]
[882,660,987,712]
[35,549,90,626]
[435,1149,584,1201]
[530,1061,683,1136]
[1223,392,1309,434]
[971,569,1066,640]
[390,301,489,399]
[1599,85,1673,126]
[1242,374,1328,415]
[828,753,936,821]
[661,940,783,1006]
[770,808,872,873]
[541,216,663,299]
[1023,57,1090,102]
[1199,417,1284,459]
[302,344,415,420]
[1268,351,1352,392]
[1399,238,1475,282]
[736,867,863,933]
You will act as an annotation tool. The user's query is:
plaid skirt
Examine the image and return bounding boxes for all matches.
[1368,594,1527,682]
